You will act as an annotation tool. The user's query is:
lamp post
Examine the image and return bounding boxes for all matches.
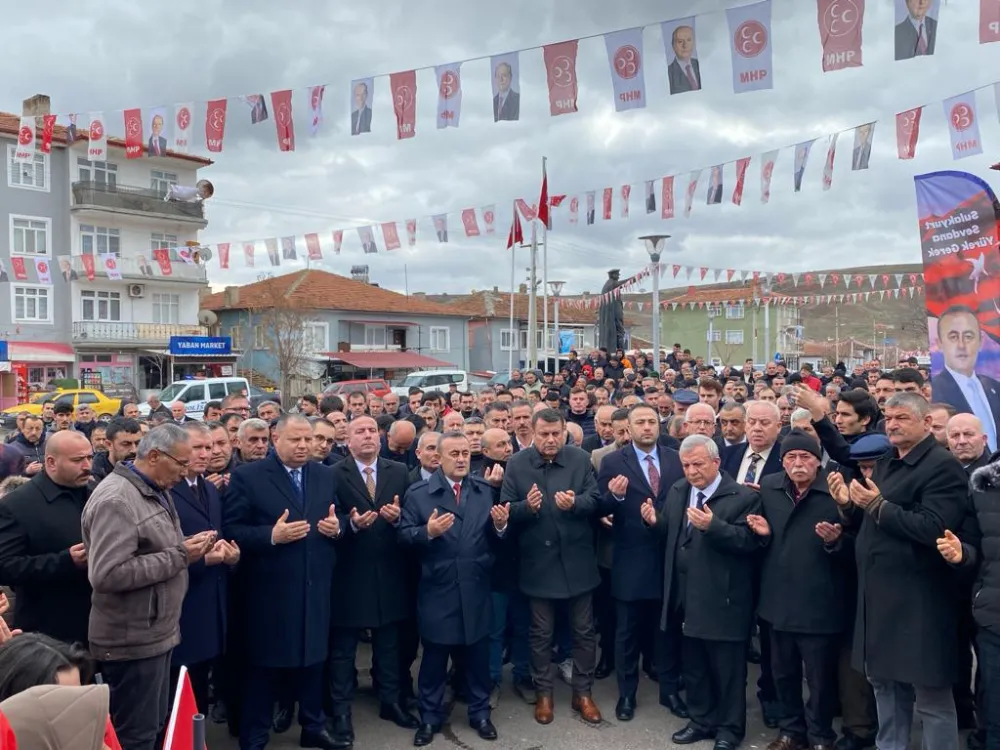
[639,234,671,371]
[548,280,565,373]
[707,304,719,363]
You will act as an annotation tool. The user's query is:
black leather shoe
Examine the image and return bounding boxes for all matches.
[835,733,875,750]
[300,727,352,750]
[413,723,440,747]
[470,718,498,740]
[273,702,294,734]
[594,653,614,680]
[210,699,227,724]
[760,698,781,728]
[380,702,420,729]
[713,741,736,750]
[672,724,715,745]
[331,715,354,743]
[659,693,690,719]
[615,695,636,721]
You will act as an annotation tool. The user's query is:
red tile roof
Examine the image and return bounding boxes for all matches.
[201,269,470,317]
[325,352,454,369]
[428,290,595,324]
[0,112,213,166]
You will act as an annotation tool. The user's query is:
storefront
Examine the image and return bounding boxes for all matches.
[0,341,76,409]
[167,335,238,382]
[77,352,137,399]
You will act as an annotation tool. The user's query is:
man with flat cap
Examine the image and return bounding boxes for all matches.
[599,270,626,352]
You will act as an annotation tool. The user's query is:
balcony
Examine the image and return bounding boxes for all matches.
[72,321,208,346]
[71,181,207,226]
[70,254,207,283]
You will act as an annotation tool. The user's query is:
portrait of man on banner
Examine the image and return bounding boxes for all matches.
[645,181,656,213]
[491,54,520,122]
[706,165,723,205]
[359,226,378,254]
[147,107,169,157]
[918,170,1000,452]
[852,122,875,171]
[0,257,10,282]
[351,78,374,135]
[58,256,77,282]
[136,254,153,277]
[895,0,938,60]
[245,94,269,124]
[663,18,701,95]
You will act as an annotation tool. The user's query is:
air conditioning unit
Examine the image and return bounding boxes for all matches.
[128,284,145,298]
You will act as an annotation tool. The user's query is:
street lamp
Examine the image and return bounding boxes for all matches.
[707,303,719,364]
[548,280,565,373]
[639,234,671,371]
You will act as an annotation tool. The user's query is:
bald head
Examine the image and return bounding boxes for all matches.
[45,429,91,458]
[947,412,988,464]
[482,428,513,461]
[388,419,416,451]
[44,430,94,488]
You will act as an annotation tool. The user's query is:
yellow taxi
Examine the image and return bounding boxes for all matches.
[1,389,122,427]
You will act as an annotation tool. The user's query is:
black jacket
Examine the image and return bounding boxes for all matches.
[655,474,762,641]
[756,471,852,635]
[0,472,91,645]
[852,434,970,687]
[720,442,782,483]
[961,457,1000,635]
[503,445,601,599]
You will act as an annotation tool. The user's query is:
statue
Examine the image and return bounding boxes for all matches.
[598,268,626,351]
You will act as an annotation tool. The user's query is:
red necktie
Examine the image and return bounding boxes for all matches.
[916,24,928,55]
[685,64,699,91]
[646,455,660,496]
[453,482,461,506]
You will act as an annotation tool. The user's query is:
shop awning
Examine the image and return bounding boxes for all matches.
[324,351,453,369]
[8,342,75,363]
[140,349,239,359]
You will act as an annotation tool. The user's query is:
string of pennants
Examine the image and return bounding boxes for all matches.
[13,0,999,160]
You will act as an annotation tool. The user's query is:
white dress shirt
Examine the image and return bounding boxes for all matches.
[946,366,998,452]
[688,473,722,515]
[737,444,774,484]
[633,443,660,490]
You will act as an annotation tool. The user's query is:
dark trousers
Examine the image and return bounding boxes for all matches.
[102,651,172,750]
[955,600,977,720]
[529,594,596,695]
[240,663,325,750]
[614,599,659,698]
[224,581,249,736]
[329,624,401,715]
[977,627,1000,749]
[657,609,685,698]
[399,614,420,699]
[838,642,877,741]
[169,660,212,717]
[683,636,748,746]
[418,638,491,726]
[595,567,616,661]
[770,629,839,746]
[757,616,777,702]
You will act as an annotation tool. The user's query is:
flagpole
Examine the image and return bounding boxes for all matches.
[527,221,538,369]
[541,156,548,374]
[508,201,516,374]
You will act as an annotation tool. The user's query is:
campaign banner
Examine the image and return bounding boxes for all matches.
[359,226,378,253]
[309,86,325,136]
[684,170,702,218]
[10,257,27,281]
[727,0,774,93]
[490,53,520,122]
[661,176,675,219]
[39,115,55,154]
[304,234,322,260]
[88,113,107,160]
[13,116,35,164]
[271,89,295,151]
[334,230,344,254]
[733,156,751,205]
[217,242,231,269]
[983,0,1000,43]
[620,184,631,218]
[707,166,723,205]
[793,139,815,192]
[81,253,95,281]
[390,70,417,140]
[917,170,1000,450]
[645,180,656,214]
[943,92,983,160]
[205,99,227,153]
[435,63,462,128]
[153,248,173,276]
[350,78,374,136]
[101,253,121,281]
[604,27,647,111]
[586,191,596,225]
[822,133,839,191]
[265,238,280,266]
[602,188,613,220]
[817,0,865,71]
[382,222,402,250]
[281,236,297,260]
[123,108,143,159]
[761,149,779,203]
[543,40,579,116]
[173,103,193,153]
[243,242,255,267]
[461,209,481,237]
[661,17,701,95]
[896,107,923,159]
[569,196,580,224]
[481,205,496,235]
[33,258,51,285]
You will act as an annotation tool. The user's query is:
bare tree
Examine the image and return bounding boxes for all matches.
[253,276,320,400]
[711,340,741,367]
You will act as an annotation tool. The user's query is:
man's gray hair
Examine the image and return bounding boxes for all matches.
[417,431,441,450]
[885,392,930,418]
[237,418,270,440]
[719,402,746,417]
[182,421,211,437]
[436,430,469,450]
[257,400,282,413]
[746,399,781,421]
[137,423,190,459]
[679,434,720,459]
[684,403,716,423]
[790,408,812,424]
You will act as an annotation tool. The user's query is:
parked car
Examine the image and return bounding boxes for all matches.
[323,379,392,399]
[390,369,473,397]
[2,389,122,428]
[139,377,250,420]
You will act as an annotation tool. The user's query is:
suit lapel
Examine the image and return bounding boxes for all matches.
[265,457,302,512]
[374,459,395,508]
[431,471,462,517]
[343,460,376,511]
[174,480,211,524]
[622,447,654,496]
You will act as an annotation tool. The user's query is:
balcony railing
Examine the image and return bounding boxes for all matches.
[73,321,208,345]
[69,254,207,283]
[71,181,207,224]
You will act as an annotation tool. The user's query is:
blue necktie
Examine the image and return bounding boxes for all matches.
[289,468,303,499]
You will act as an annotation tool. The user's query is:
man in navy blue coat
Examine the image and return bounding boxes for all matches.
[597,403,686,722]
[399,431,508,747]
[223,414,346,750]
[170,422,239,712]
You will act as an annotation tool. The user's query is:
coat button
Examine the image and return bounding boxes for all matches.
[545,541,552,547]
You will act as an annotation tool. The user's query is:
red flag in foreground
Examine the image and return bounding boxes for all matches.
[506,209,523,249]
[162,665,204,750]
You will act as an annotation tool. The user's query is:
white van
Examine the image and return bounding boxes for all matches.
[391,370,471,397]
[139,377,250,419]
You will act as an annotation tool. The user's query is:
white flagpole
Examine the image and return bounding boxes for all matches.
[541,157,548,373]
[508,201,516,374]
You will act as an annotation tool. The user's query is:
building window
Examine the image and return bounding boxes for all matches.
[707,329,721,342]
[429,327,450,352]
[302,323,327,354]
[253,325,266,349]
[77,157,117,187]
[8,145,48,191]
[500,329,515,351]
[725,303,745,320]
[725,330,745,345]
[150,233,179,251]
[150,170,178,195]
[12,285,51,322]
[81,290,122,322]
[80,225,121,257]
[364,326,387,348]
[10,216,50,257]
[230,326,243,349]
[151,293,180,324]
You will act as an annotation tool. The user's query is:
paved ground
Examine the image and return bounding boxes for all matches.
[204,649,795,750]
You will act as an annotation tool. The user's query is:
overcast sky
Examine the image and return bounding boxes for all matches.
[20,0,1000,296]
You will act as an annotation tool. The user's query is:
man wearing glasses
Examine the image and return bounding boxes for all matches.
[221,392,252,417]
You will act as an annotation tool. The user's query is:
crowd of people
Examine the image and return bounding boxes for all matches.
[0,343,994,750]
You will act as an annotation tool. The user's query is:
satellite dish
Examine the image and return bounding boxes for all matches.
[198,247,213,262]
[197,309,218,326]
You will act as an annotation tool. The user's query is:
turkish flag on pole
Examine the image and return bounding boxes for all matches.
[506,205,523,249]
[218,243,231,269]
[896,107,923,160]
[40,114,56,154]
[305,233,322,260]
[205,99,227,153]
[817,0,864,72]
[537,163,550,229]
[390,70,417,140]
[123,108,143,159]
[162,666,204,750]
[542,40,579,116]
[271,90,295,151]
[733,156,751,205]
[982,0,1000,43]
[153,248,173,276]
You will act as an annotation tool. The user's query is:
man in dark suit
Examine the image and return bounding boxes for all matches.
[351,82,372,135]
[645,434,763,750]
[581,406,616,454]
[597,404,686,722]
[667,24,701,94]
[223,414,346,750]
[852,123,874,170]
[895,0,937,60]
[399,431,507,746]
[932,305,1000,454]
[492,62,520,122]
[171,422,239,711]
[327,416,418,744]
[147,113,168,157]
